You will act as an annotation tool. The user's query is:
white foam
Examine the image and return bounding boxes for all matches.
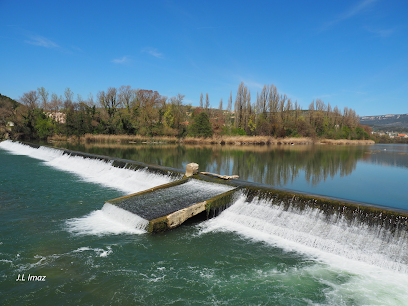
[287,263,408,306]
[45,154,172,194]
[199,194,408,273]
[72,246,113,257]
[0,140,64,161]
[65,203,149,236]
[198,195,408,304]
[0,140,174,194]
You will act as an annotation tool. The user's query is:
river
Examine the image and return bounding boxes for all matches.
[1,140,408,305]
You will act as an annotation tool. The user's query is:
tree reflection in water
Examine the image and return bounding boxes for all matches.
[54,142,369,187]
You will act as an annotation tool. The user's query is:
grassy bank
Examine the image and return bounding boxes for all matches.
[47,134,375,145]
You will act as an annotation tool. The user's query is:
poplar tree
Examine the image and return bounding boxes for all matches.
[226,91,233,131]
[234,82,245,129]
[199,93,203,108]
[205,93,210,112]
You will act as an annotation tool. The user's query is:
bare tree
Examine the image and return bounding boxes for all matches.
[77,94,83,104]
[258,85,268,115]
[226,91,233,129]
[308,100,315,125]
[50,93,62,114]
[284,98,293,124]
[86,93,95,107]
[315,98,326,112]
[104,87,119,118]
[199,93,203,108]
[333,105,341,126]
[243,88,251,129]
[37,87,49,110]
[270,85,279,124]
[118,85,134,111]
[20,90,39,110]
[64,87,74,109]
[279,94,287,124]
[97,90,106,110]
[219,98,223,111]
[294,100,301,120]
[205,93,210,112]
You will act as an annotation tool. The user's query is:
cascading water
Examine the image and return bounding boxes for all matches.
[0,140,177,194]
[65,203,150,235]
[199,193,408,273]
[0,140,177,233]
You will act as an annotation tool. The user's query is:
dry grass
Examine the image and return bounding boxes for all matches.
[319,139,375,145]
[182,136,315,145]
[47,134,375,146]
[82,134,179,144]
[47,134,80,143]
[48,134,179,144]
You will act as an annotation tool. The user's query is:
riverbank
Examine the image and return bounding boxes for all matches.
[47,134,375,145]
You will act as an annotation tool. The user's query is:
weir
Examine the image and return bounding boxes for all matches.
[4,141,408,231]
[2,140,408,270]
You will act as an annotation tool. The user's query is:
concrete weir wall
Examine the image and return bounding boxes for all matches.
[240,186,408,233]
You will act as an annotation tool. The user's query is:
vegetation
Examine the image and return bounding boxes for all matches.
[371,133,408,144]
[1,82,373,142]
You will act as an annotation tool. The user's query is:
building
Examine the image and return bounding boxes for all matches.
[46,112,66,124]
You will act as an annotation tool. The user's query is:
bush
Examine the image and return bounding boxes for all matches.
[231,127,246,136]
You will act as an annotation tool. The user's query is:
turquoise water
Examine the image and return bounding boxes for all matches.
[1,141,408,305]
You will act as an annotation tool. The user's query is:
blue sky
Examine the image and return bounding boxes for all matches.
[1,0,407,116]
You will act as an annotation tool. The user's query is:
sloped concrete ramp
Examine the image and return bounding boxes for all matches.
[106,178,238,232]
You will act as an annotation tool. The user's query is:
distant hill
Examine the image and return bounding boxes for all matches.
[0,93,21,109]
[360,113,408,132]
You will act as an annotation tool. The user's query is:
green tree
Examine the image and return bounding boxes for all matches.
[35,112,54,139]
[189,112,213,137]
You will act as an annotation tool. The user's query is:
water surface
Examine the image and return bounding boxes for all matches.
[1,140,408,305]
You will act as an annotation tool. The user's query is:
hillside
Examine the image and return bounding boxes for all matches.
[0,93,20,109]
[360,113,408,131]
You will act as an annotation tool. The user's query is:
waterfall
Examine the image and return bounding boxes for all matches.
[0,140,176,194]
[201,193,408,273]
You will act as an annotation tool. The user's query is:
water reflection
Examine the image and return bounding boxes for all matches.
[364,144,408,169]
[51,142,371,187]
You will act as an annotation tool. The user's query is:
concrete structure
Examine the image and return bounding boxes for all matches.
[106,176,238,232]
[185,163,199,177]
